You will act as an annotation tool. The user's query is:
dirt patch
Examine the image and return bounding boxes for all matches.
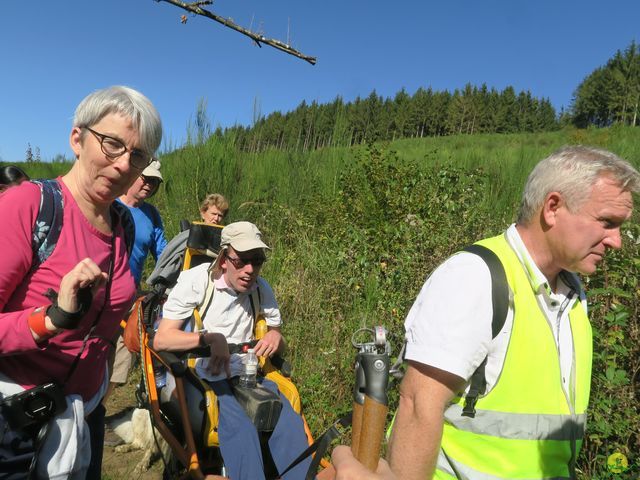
[102,375,163,480]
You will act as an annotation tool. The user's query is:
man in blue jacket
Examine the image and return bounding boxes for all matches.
[118,159,168,285]
[104,160,168,424]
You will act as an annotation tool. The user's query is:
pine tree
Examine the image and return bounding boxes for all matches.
[572,41,640,127]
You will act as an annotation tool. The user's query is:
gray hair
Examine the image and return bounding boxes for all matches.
[73,86,163,155]
[517,145,640,225]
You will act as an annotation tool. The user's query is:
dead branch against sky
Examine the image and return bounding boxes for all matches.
[156,0,317,65]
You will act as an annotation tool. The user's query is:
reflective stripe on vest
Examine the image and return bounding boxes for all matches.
[436,450,572,480]
[437,233,592,479]
[444,404,585,440]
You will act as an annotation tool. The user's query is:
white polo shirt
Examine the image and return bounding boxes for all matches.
[404,224,586,398]
[163,262,282,381]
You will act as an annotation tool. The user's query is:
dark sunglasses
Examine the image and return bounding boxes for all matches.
[141,175,161,187]
[226,254,266,269]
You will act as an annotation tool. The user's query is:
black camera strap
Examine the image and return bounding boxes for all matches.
[28,420,52,478]
[62,229,116,385]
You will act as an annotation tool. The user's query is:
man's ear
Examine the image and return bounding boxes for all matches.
[541,191,563,227]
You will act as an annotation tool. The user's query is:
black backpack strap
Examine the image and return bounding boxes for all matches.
[179,219,191,232]
[111,201,135,258]
[249,285,261,330]
[30,179,64,273]
[460,244,509,418]
[278,412,352,480]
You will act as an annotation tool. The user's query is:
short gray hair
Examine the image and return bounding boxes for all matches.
[73,86,163,155]
[517,145,640,224]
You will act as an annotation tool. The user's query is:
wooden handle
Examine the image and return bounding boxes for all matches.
[351,401,364,456]
[356,396,388,471]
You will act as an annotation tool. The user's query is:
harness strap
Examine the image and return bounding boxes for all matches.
[197,264,262,331]
[248,287,261,333]
[278,412,352,480]
[460,244,509,418]
[198,265,218,328]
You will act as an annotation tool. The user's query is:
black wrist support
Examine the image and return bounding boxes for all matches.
[46,287,93,330]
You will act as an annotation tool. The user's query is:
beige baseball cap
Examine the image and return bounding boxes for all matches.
[142,159,163,181]
[220,221,270,252]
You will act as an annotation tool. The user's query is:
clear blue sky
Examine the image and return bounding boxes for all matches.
[0,0,638,162]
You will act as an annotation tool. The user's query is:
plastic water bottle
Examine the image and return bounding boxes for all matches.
[239,349,258,388]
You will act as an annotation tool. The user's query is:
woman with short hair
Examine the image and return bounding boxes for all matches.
[0,85,162,479]
[200,192,230,225]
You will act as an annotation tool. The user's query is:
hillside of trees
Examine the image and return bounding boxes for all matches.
[572,41,640,128]
[196,41,640,157]
[216,85,559,153]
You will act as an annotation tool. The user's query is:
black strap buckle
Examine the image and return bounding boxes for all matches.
[462,395,478,418]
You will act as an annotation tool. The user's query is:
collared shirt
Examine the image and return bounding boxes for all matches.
[405,224,584,397]
[163,262,281,381]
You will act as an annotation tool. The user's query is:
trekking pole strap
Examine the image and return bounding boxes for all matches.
[278,412,352,480]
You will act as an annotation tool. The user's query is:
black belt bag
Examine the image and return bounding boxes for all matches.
[0,382,66,431]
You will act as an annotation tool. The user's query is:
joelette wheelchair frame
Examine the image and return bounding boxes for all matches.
[130,222,317,479]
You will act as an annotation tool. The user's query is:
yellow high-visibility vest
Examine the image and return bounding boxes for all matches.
[436,234,592,480]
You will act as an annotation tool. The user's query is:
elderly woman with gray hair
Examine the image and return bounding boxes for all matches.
[0,86,162,479]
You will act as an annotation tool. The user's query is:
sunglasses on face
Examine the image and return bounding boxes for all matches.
[225,254,266,269]
[141,175,161,188]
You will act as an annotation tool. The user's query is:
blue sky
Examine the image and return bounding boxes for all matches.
[0,0,638,162]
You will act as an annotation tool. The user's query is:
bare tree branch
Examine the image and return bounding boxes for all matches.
[156,0,317,65]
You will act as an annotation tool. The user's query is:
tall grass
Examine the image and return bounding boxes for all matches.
[160,126,640,478]
[9,125,640,478]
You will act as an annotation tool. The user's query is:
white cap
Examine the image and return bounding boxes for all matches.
[142,159,163,182]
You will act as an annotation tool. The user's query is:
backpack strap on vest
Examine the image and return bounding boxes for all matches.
[461,244,509,418]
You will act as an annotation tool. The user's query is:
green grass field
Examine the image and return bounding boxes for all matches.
[8,124,640,478]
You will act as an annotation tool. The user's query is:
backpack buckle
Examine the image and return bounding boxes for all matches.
[461,395,478,418]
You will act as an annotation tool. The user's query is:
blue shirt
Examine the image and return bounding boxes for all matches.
[119,200,168,285]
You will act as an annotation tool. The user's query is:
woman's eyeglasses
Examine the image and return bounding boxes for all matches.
[83,126,151,170]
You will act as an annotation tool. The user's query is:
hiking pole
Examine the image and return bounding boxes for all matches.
[351,326,390,472]
[350,351,365,457]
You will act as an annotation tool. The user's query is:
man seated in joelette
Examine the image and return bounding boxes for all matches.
[153,221,311,480]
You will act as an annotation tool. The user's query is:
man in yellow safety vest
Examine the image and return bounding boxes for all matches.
[333,145,640,480]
